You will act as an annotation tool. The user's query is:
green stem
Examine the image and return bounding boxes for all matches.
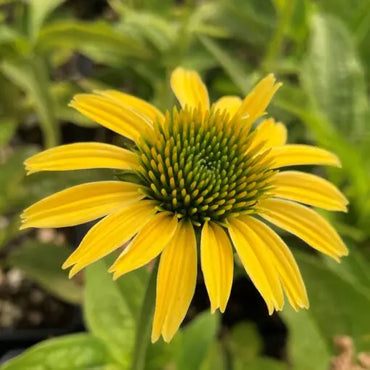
[131,260,159,370]
[262,0,295,72]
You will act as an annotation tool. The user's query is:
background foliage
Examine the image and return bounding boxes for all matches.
[0,0,369,369]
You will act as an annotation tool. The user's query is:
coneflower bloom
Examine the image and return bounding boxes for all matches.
[21,68,348,342]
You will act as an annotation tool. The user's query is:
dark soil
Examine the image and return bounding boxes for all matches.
[0,268,82,358]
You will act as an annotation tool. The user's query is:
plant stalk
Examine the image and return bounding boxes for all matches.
[262,0,296,72]
[131,260,159,370]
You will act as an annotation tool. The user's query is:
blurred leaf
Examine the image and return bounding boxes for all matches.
[7,241,82,304]
[176,311,220,370]
[1,57,60,147]
[228,321,263,366]
[0,118,16,146]
[212,0,276,46]
[295,252,370,351]
[145,338,179,370]
[199,36,252,93]
[116,267,149,320]
[0,216,21,250]
[200,342,227,370]
[84,259,135,366]
[0,146,37,214]
[28,0,66,40]
[119,11,175,53]
[188,3,230,39]
[302,13,368,140]
[281,306,331,370]
[0,333,109,370]
[324,247,370,297]
[37,20,151,64]
[245,357,287,370]
[0,24,19,45]
[50,81,96,127]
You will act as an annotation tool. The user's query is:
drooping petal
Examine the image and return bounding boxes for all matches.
[258,198,348,260]
[63,200,157,277]
[228,218,284,314]
[69,94,153,141]
[201,222,234,313]
[270,145,341,169]
[24,143,139,174]
[213,96,242,118]
[240,216,309,310]
[95,90,164,124]
[249,118,287,151]
[20,181,143,229]
[152,220,197,343]
[272,171,348,211]
[109,212,178,278]
[170,67,210,112]
[236,74,282,126]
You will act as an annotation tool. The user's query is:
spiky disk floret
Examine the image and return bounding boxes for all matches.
[136,107,276,226]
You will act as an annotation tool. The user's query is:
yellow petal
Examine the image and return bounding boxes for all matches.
[236,74,282,126]
[20,181,143,229]
[249,118,287,151]
[69,94,153,141]
[272,171,348,211]
[270,145,341,169]
[258,198,348,260]
[63,200,157,277]
[152,220,197,343]
[170,67,210,112]
[95,90,164,124]
[24,142,139,174]
[213,96,242,118]
[201,222,233,313]
[109,212,178,278]
[241,216,309,310]
[228,218,284,314]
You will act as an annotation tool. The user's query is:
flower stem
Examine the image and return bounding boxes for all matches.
[131,260,159,370]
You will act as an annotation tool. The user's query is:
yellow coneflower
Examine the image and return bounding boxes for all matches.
[21,67,348,343]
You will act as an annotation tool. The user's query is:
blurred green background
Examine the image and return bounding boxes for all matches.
[0,0,369,369]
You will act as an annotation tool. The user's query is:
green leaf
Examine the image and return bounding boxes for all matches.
[281,306,331,370]
[210,0,276,46]
[37,20,151,64]
[227,321,263,366]
[302,13,368,139]
[1,57,60,147]
[50,81,96,127]
[84,259,135,367]
[0,118,16,146]
[120,11,176,53]
[323,247,370,298]
[7,241,82,304]
[0,334,109,370]
[0,146,37,214]
[115,267,149,320]
[294,252,370,351]
[200,342,227,370]
[245,357,287,370]
[199,35,252,94]
[0,216,21,251]
[176,311,220,370]
[28,0,66,40]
